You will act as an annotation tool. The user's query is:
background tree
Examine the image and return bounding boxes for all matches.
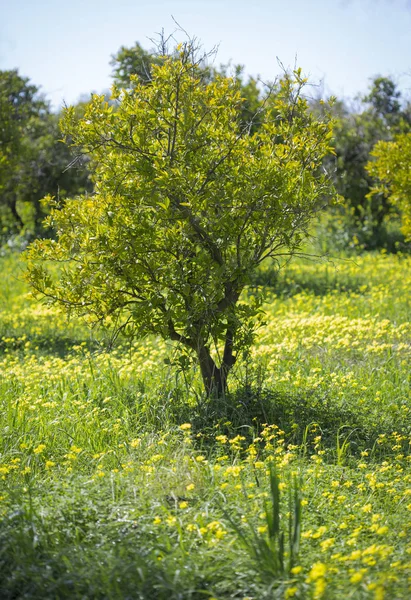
[110,41,165,87]
[23,105,93,235]
[364,76,402,124]
[367,132,411,241]
[0,70,46,233]
[0,70,92,241]
[26,41,335,397]
[326,76,411,249]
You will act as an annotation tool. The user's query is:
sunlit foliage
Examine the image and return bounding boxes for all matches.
[27,41,335,395]
[368,132,411,241]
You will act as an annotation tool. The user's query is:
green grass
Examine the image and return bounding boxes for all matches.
[1,251,411,599]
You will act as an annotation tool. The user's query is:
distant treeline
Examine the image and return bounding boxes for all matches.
[1,41,411,251]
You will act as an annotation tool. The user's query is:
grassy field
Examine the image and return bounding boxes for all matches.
[1,251,411,599]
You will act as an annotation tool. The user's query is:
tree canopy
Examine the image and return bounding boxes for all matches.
[111,39,265,133]
[324,76,411,249]
[110,41,165,87]
[367,132,411,241]
[26,42,335,396]
[0,70,47,232]
[0,70,91,240]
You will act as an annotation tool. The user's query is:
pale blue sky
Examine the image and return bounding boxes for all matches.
[1,0,411,110]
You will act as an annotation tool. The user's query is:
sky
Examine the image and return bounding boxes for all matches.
[1,0,411,110]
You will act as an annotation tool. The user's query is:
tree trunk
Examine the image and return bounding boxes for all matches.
[9,197,24,230]
[197,329,236,397]
[197,345,226,397]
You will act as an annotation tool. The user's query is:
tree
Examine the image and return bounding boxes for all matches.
[110,41,165,87]
[0,70,46,232]
[26,41,335,397]
[21,107,92,235]
[367,132,411,241]
[364,76,402,123]
[327,77,411,248]
[0,70,92,239]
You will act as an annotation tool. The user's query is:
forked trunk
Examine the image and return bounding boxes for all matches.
[197,345,227,397]
[197,329,236,397]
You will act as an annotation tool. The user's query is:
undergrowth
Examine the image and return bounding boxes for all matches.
[0,251,411,599]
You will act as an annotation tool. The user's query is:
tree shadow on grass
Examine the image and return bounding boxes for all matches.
[168,384,402,458]
[249,269,369,297]
[0,333,101,358]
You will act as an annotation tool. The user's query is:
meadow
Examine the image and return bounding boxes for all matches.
[1,250,411,599]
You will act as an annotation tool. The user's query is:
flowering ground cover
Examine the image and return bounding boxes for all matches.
[0,251,411,599]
